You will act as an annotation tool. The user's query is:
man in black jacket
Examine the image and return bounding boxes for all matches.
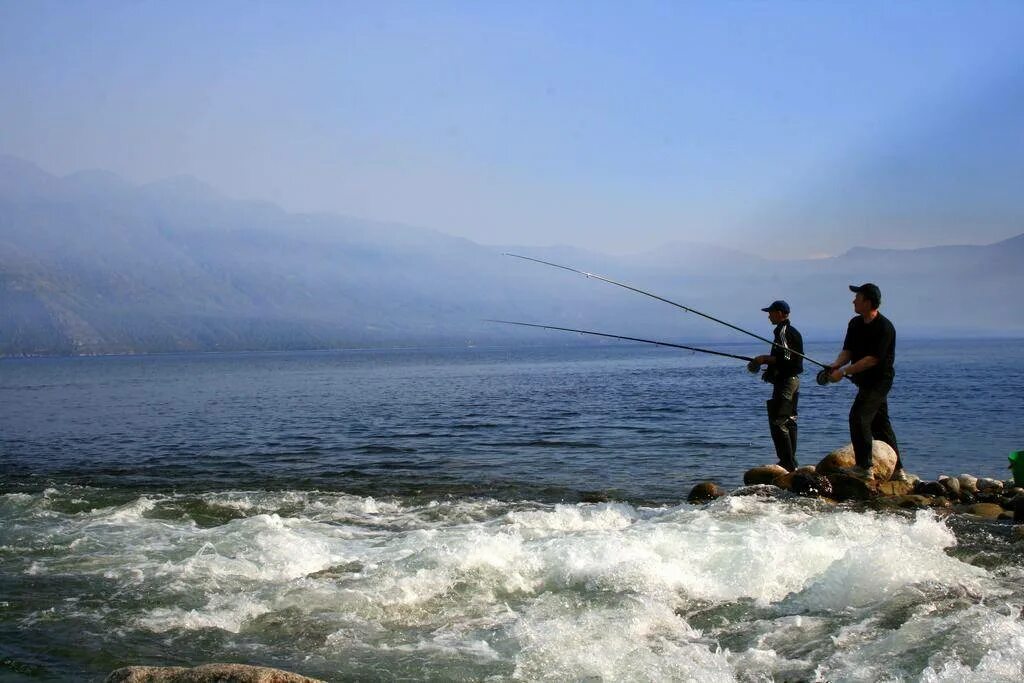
[749,300,804,471]
[827,283,906,481]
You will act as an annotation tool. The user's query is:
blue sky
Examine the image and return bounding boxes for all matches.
[2,0,1022,257]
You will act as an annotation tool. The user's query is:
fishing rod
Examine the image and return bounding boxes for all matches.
[486,319,756,362]
[504,252,834,374]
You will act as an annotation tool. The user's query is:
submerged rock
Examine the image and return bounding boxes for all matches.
[105,664,324,682]
[687,481,726,503]
[816,442,897,481]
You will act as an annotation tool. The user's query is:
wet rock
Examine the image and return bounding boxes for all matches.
[826,474,876,502]
[958,474,979,493]
[977,478,1004,494]
[878,480,915,497]
[105,664,324,683]
[941,477,961,499]
[789,471,833,498]
[1013,526,1024,541]
[743,464,789,486]
[956,503,1004,520]
[1015,496,1024,524]
[1009,487,1024,497]
[816,442,897,481]
[731,484,788,498]
[891,495,934,509]
[687,481,726,503]
[913,481,946,498]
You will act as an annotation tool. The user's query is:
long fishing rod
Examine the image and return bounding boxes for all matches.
[504,252,833,371]
[486,320,755,362]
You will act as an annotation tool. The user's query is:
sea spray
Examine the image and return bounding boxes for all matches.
[3,487,1023,680]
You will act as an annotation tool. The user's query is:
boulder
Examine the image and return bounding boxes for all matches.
[789,471,833,498]
[941,477,961,499]
[977,478,1004,494]
[878,480,915,497]
[913,481,946,498]
[958,474,979,494]
[105,664,324,683]
[816,442,898,481]
[891,495,935,509]
[687,481,726,504]
[956,503,1004,520]
[743,464,789,486]
[1014,526,1024,542]
[826,474,876,502]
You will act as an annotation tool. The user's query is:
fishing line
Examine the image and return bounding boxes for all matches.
[486,319,755,362]
[504,252,834,372]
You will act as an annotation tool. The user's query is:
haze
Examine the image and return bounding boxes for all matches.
[2,1,1023,259]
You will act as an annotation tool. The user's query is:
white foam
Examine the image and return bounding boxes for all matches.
[6,487,1021,680]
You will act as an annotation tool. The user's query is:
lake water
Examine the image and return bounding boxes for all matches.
[2,339,1023,681]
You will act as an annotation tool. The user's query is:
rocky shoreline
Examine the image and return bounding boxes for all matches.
[688,442,1024,531]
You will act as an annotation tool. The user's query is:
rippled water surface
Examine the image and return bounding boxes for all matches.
[1,340,1022,680]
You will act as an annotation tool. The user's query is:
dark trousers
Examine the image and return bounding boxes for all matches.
[767,376,799,471]
[849,382,902,470]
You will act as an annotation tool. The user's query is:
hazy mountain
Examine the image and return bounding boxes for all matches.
[0,155,1021,356]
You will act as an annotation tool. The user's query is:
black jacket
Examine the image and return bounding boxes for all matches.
[764,320,804,383]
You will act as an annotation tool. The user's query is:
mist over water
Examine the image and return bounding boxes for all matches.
[2,340,1023,680]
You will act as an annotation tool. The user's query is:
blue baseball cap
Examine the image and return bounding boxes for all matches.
[761,300,790,314]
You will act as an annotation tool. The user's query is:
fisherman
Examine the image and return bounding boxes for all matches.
[826,283,907,481]
[748,300,803,472]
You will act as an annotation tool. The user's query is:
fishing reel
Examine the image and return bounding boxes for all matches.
[816,368,833,386]
[747,359,760,374]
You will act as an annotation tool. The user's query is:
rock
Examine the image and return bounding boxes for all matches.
[795,465,818,475]
[913,481,946,498]
[977,478,1004,493]
[789,471,834,498]
[891,495,934,509]
[1000,511,1015,521]
[687,481,726,503]
[743,464,790,486]
[1014,526,1024,542]
[956,503,1004,520]
[878,480,915,497]
[941,477,961,498]
[958,474,979,493]
[826,474,876,502]
[105,664,324,683]
[816,442,898,481]
[1015,496,1024,524]
[1009,487,1024,497]
[731,484,788,498]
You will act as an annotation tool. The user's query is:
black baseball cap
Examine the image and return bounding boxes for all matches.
[761,300,790,314]
[849,283,881,306]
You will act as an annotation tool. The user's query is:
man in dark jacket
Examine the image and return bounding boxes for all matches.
[749,300,804,471]
[827,283,906,481]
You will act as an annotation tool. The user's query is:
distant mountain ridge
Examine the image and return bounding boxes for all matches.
[1,155,1021,356]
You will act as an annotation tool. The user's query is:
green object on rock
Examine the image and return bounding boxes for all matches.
[1009,450,1024,485]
